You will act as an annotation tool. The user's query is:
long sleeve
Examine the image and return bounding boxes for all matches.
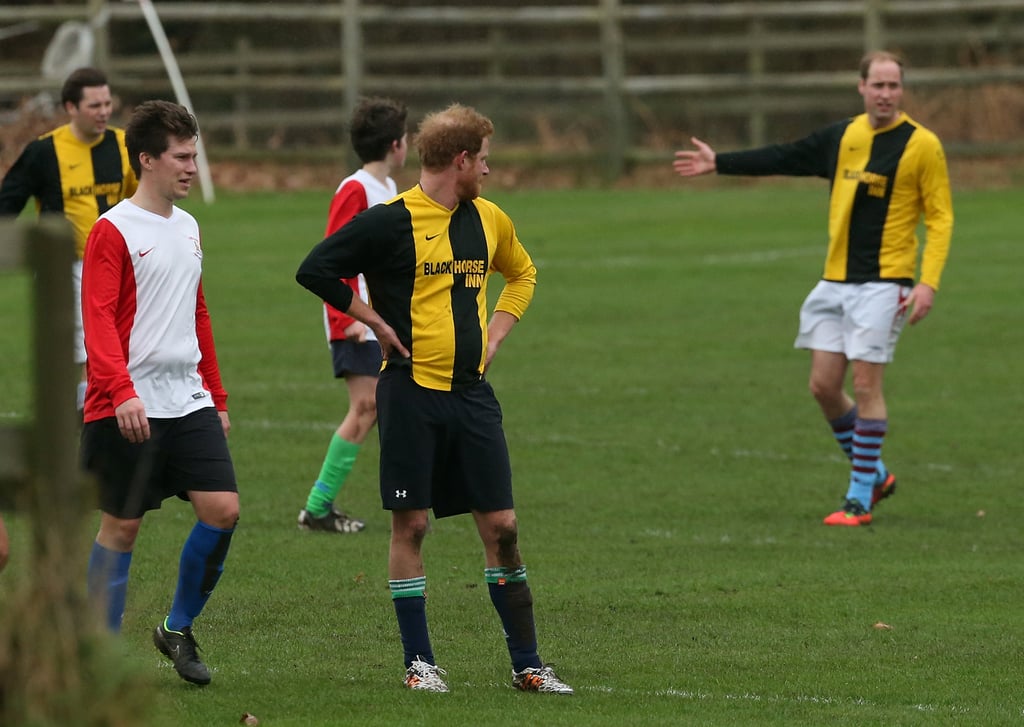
[81,217,139,412]
[716,121,846,179]
[489,213,536,320]
[322,179,371,336]
[296,244,357,313]
[0,144,41,216]
[297,204,397,313]
[195,281,228,410]
[916,135,954,291]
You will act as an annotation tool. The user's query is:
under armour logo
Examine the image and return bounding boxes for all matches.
[395,490,408,498]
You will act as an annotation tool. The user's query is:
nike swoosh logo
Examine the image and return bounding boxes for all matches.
[426,232,443,241]
[139,247,155,257]
[69,162,82,170]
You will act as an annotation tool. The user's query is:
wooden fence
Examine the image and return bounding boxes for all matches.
[2,1,1024,178]
[0,217,80,515]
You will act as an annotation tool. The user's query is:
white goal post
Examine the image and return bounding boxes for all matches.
[135,0,215,203]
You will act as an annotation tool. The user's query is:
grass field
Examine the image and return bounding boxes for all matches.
[1,182,1022,726]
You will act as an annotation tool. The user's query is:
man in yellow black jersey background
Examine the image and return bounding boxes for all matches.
[672,50,953,527]
[0,67,138,412]
[297,103,573,695]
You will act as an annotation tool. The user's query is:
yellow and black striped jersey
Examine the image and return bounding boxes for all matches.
[0,124,137,259]
[297,184,537,391]
[716,112,953,290]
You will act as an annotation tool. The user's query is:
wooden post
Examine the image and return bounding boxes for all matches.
[88,0,109,70]
[341,0,363,171]
[234,36,252,151]
[864,0,886,52]
[748,16,767,147]
[0,217,149,727]
[487,26,508,140]
[24,216,85,559]
[600,0,628,180]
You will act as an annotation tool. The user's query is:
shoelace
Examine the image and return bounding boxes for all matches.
[518,665,571,692]
[409,660,447,682]
[178,627,203,653]
[842,499,868,516]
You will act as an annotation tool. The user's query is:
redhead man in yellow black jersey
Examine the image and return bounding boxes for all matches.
[673,51,953,527]
[297,103,573,695]
[0,67,138,411]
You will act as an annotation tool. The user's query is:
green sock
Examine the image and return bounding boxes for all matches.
[305,434,360,517]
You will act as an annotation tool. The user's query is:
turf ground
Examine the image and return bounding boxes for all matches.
[1,182,1022,726]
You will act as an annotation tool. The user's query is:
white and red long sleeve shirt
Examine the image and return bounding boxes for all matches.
[81,199,227,423]
[322,168,397,342]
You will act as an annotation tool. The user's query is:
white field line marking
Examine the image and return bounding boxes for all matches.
[470,681,981,715]
[700,246,821,265]
[236,380,339,393]
[718,447,955,472]
[586,686,978,716]
[532,255,661,269]
[242,418,337,432]
[3,407,960,479]
[229,420,960,477]
[533,246,820,270]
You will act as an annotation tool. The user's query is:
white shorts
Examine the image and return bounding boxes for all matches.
[794,280,910,364]
[72,259,85,365]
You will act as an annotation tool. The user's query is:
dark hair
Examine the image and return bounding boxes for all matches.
[350,96,407,163]
[125,100,199,176]
[860,51,905,81]
[415,103,494,171]
[60,67,108,107]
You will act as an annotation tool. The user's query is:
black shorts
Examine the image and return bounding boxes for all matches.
[80,407,237,519]
[330,339,384,378]
[376,369,513,518]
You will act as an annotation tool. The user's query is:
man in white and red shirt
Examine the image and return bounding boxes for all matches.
[297,97,408,534]
[80,100,237,687]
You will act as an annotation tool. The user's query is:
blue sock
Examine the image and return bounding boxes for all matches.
[833,408,888,487]
[485,566,542,672]
[166,521,234,632]
[829,407,857,460]
[87,542,133,632]
[847,418,888,510]
[390,577,433,667]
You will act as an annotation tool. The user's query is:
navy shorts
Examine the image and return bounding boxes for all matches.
[330,339,384,378]
[376,369,513,518]
[80,407,237,519]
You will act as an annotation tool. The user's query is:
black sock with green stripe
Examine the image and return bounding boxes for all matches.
[390,577,433,668]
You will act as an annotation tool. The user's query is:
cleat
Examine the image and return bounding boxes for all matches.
[404,659,449,692]
[153,621,211,685]
[871,472,897,508]
[512,665,574,695]
[823,498,872,527]
[297,507,365,533]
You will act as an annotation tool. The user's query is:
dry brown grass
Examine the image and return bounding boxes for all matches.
[0,545,153,726]
[0,98,60,177]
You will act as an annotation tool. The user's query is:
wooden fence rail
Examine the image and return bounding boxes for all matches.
[2,1,1024,177]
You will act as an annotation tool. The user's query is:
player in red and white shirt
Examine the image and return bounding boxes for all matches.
[297,97,408,534]
[81,100,237,687]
